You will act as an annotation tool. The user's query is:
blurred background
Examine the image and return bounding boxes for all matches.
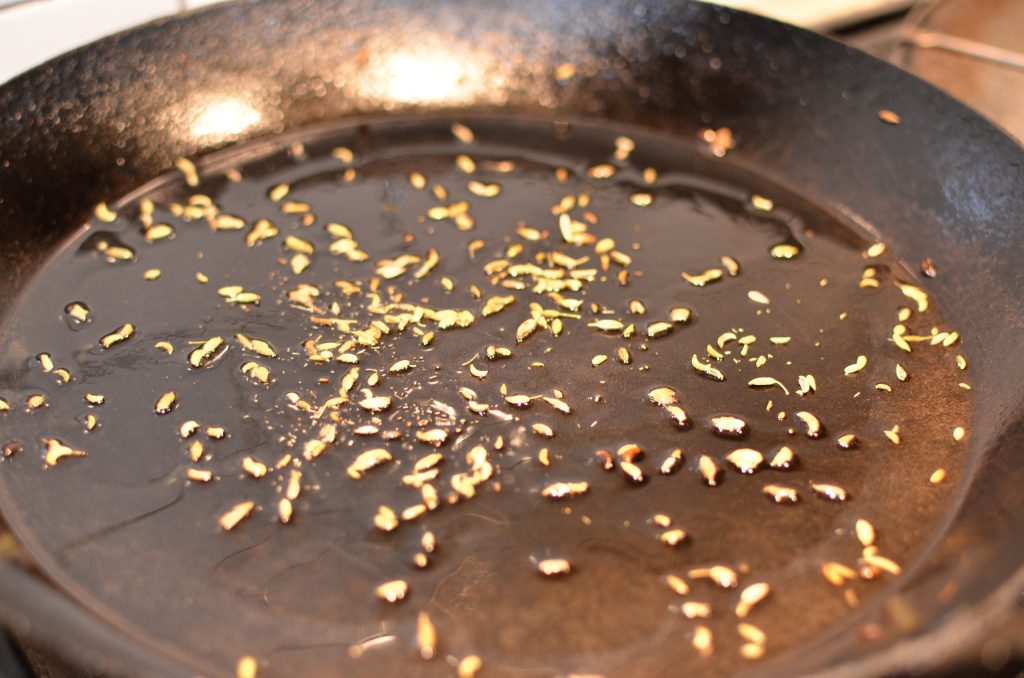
[0,0,1021,675]
[1,0,1022,141]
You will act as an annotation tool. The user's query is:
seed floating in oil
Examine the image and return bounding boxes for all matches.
[710,415,747,437]
[538,558,571,576]
[736,582,770,618]
[855,519,876,547]
[457,655,482,678]
[692,625,714,658]
[43,439,86,466]
[375,579,408,603]
[417,611,437,659]
[236,656,258,678]
[877,109,901,125]
[219,501,255,531]
[726,448,763,474]
[811,482,848,502]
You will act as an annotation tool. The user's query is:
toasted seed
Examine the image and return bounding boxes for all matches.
[736,582,771,618]
[648,387,678,406]
[646,322,673,338]
[99,323,135,349]
[721,255,740,276]
[219,501,255,531]
[84,393,105,405]
[186,468,213,483]
[359,395,392,412]
[451,122,474,144]
[697,455,720,486]
[188,336,224,368]
[660,528,687,546]
[417,611,437,659]
[738,622,766,646]
[242,457,267,478]
[375,579,408,603]
[836,433,858,450]
[844,355,868,375]
[588,318,624,332]
[878,109,901,125]
[660,449,684,475]
[693,625,713,658]
[630,192,653,207]
[94,202,117,222]
[769,446,796,469]
[331,146,354,163]
[542,481,589,499]
[235,334,277,359]
[505,394,534,408]
[620,461,645,483]
[770,242,801,259]
[616,443,642,461]
[374,505,399,532]
[666,574,690,595]
[468,180,501,197]
[669,307,693,323]
[43,438,86,466]
[236,656,258,678]
[663,405,689,428]
[144,223,175,242]
[747,290,770,305]
[65,302,91,323]
[855,519,875,547]
[531,423,554,438]
[726,448,764,474]
[682,601,711,619]
[692,354,725,381]
[154,391,177,415]
[416,429,448,446]
[457,655,482,678]
[896,282,928,312]
[543,396,572,414]
[516,318,538,342]
[794,411,824,438]
[822,562,857,586]
[930,468,946,484]
[538,558,571,576]
[711,415,747,437]
[175,157,199,186]
[276,498,293,524]
[863,553,901,575]
[240,361,271,384]
[741,643,765,660]
[748,377,788,394]
[811,482,848,502]
[348,449,393,479]
[953,426,966,441]
[682,269,724,287]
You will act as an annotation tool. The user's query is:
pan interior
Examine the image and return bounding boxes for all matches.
[0,116,973,676]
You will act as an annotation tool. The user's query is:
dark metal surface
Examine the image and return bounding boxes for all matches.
[0,0,1021,675]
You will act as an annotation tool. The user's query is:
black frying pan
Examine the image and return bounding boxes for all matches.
[0,1,1022,676]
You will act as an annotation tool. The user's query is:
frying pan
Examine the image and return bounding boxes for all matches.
[0,0,1022,675]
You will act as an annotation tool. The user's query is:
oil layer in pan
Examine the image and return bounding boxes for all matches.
[0,117,971,677]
